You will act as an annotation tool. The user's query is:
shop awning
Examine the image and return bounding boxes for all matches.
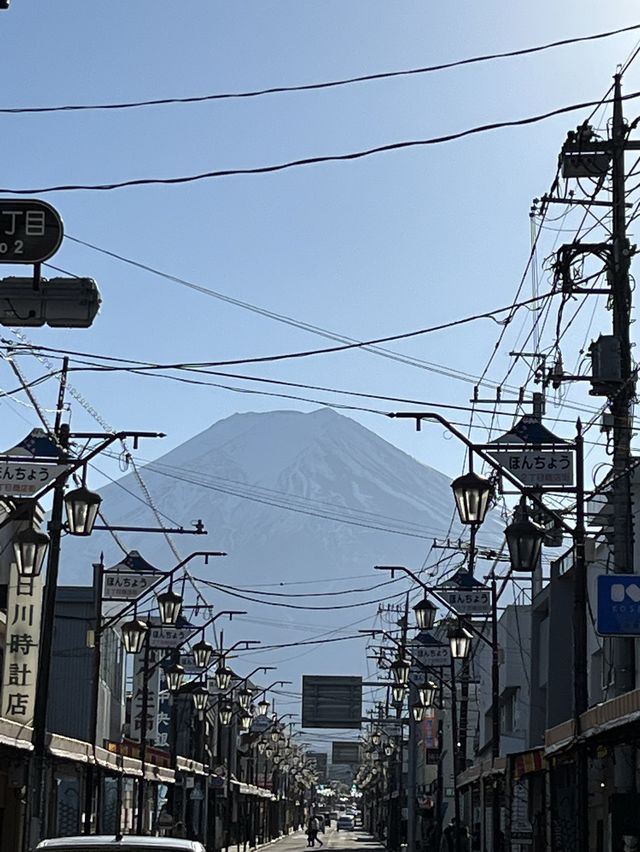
[176,755,207,776]
[0,716,33,752]
[456,756,506,789]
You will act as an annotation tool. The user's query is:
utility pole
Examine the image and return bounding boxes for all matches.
[610,73,637,848]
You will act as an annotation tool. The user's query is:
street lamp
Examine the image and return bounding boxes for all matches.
[121,617,149,655]
[451,470,493,526]
[64,484,102,536]
[392,684,407,704]
[449,624,472,659]
[166,663,185,693]
[505,504,546,572]
[193,684,210,713]
[13,526,50,577]
[238,688,252,711]
[419,682,437,707]
[240,711,252,731]
[390,657,411,685]
[413,597,437,630]
[157,585,183,626]
[192,638,214,669]
[219,702,233,726]
[257,698,270,716]
[257,739,267,755]
[215,664,233,691]
[265,745,274,760]
[371,731,381,747]
[412,702,426,722]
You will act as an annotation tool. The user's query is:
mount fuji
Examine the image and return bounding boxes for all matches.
[60,408,503,691]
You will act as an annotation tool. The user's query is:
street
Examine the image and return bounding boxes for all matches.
[260,827,383,852]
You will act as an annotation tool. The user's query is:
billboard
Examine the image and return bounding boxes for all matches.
[332,741,361,767]
[302,676,362,729]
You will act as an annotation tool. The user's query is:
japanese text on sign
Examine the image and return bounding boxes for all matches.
[102,571,152,601]
[0,462,68,497]
[490,450,574,487]
[440,589,491,615]
[1,564,44,724]
[0,200,64,264]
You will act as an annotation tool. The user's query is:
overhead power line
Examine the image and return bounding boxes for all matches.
[4,91,640,195]
[1,23,638,115]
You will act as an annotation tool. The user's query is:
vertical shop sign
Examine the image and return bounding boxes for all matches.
[1,563,44,724]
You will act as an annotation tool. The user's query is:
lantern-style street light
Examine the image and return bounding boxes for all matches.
[166,663,185,693]
[240,711,252,731]
[219,702,233,726]
[157,585,183,626]
[258,698,270,716]
[192,638,214,669]
[392,684,407,704]
[238,688,252,711]
[121,617,149,655]
[449,624,473,660]
[215,664,233,691]
[419,682,437,707]
[390,657,411,685]
[64,483,102,536]
[451,470,493,526]
[193,684,210,713]
[13,526,50,577]
[412,702,426,722]
[413,597,437,630]
[505,502,546,573]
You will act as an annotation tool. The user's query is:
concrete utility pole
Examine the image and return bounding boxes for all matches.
[558,73,637,851]
[609,73,637,845]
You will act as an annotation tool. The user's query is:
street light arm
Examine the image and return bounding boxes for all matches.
[389,410,575,534]
[98,551,228,635]
[0,430,165,535]
[253,681,292,701]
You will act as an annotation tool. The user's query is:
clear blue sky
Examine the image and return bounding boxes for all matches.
[0,0,638,489]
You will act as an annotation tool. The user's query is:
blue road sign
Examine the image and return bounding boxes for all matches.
[597,575,640,636]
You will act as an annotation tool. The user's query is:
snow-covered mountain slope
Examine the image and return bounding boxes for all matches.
[60,408,503,689]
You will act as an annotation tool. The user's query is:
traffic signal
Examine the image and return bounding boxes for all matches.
[0,277,101,327]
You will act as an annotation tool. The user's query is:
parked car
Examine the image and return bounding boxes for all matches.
[336,816,355,831]
[36,837,206,852]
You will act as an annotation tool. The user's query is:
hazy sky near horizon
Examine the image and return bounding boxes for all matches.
[0,1,639,501]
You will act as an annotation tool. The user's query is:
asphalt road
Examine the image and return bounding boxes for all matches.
[262,826,383,852]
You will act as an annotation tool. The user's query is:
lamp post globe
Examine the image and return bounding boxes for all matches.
[451,470,493,526]
[215,664,233,692]
[64,484,102,536]
[413,597,437,630]
[449,624,473,659]
[157,587,183,626]
[419,682,437,707]
[193,684,209,713]
[257,698,270,716]
[13,526,49,577]
[219,702,233,726]
[192,639,214,669]
[166,663,185,693]
[505,513,546,572]
[390,657,411,685]
[121,618,148,655]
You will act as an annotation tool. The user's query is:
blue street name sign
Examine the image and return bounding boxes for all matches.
[596,575,640,636]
